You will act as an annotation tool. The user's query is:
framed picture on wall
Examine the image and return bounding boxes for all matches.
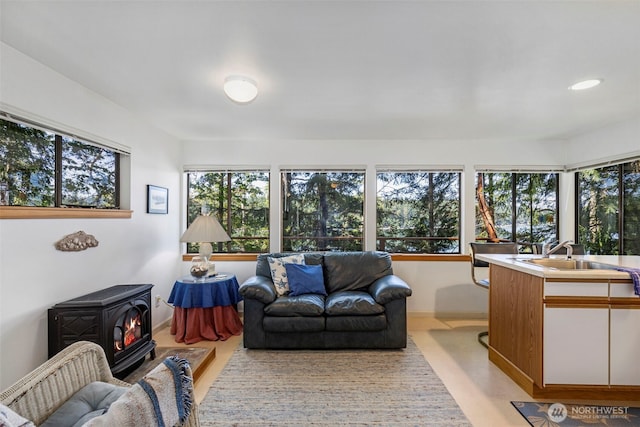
[147,185,168,214]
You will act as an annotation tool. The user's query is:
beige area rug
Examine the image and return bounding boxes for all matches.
[198,338,470,426]
[122,346,215,384]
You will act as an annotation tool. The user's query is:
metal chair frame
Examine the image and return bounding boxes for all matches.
[469,242,519,348]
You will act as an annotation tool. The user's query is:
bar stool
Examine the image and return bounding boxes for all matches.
[469,242,519,348]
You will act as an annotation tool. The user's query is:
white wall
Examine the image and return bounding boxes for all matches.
[563,116,640,167]
[0,43,182,388]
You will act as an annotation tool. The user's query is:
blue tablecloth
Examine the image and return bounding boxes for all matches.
[168,274,242,308]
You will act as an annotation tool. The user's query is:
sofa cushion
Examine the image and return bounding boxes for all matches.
[285,264,327,297]
[40,382,127,427]
[264,294,325,316]
[326,314,387,331]
[263,316,325,332]
[325,291,385,316]
[267,254,305,296]
[324,251,392,293]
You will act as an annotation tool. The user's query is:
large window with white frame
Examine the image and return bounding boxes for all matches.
[281,170,364,251]
[376,169,461,253]
[185,170,270,253]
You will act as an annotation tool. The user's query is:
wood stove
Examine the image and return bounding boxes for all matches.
[48,284,156,376]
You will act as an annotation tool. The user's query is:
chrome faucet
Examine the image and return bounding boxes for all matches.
[542,240,573,259]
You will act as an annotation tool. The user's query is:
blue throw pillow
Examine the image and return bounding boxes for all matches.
[284,264,327,296]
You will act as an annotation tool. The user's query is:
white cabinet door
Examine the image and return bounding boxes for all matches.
[610,307,640,385]
[543,307,609,385]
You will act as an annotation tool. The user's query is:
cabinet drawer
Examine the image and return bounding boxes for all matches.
[544,281,608,297]
[610,282,638,298]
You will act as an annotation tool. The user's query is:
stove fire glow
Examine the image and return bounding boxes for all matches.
[114,309,142,352]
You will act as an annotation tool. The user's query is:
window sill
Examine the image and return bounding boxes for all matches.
[183,253,259,262]
[182,253,470,262]
[391,253,470,262]
[0,206,133,219]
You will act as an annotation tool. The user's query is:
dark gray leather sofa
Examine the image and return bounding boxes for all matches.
[239,251,412,349]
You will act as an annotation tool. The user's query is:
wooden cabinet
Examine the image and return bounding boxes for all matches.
[610,280,640,385]
[543,307,609,385]
[610,307,640,385]
[543,281,609,385]
[488,265,640,399]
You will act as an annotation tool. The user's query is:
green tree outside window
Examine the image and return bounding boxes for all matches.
[376,171,460,253]
[282,171,364,251]
[186,171,269,253]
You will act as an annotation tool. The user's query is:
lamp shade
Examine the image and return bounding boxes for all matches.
[180,215,230,243]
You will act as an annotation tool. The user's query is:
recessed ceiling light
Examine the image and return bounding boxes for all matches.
[568,79,603,91]
[224,75,258,104]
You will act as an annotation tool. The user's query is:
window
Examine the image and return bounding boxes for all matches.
[576,160,640,255]
[281,170,364,251]
[475,172,558,249]
[186,171,269,253]
[0,116,119,208]
[376,170,461,253]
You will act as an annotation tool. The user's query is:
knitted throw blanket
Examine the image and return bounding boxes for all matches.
[84,356,193,427]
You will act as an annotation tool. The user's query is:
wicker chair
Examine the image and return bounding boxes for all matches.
[0,341,200,426]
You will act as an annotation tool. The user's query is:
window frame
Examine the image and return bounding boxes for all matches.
[375,169,462,254]
[184,169,270,254]
[474,171,560,249]
[575,159,640,255]
[0,112,131,219]
[280,169,366,252]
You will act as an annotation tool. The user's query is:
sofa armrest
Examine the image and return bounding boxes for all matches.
[369,275,412,305]
[239,275,277,304]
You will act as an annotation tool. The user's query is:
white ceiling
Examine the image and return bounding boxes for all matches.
[1,0,639,142]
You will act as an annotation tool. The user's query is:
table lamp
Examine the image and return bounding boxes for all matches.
[180,213,230,278]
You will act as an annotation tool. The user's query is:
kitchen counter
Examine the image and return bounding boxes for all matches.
[476,253,640,400]
[475,253,640,280]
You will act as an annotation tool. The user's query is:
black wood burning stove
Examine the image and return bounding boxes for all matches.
[48,284,156,376]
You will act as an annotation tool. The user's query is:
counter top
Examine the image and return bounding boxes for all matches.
[475,253,640,280]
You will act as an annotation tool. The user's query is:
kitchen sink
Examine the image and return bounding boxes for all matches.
[517,258,618,270]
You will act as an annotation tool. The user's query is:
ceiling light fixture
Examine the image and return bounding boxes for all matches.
[568,79,603,91]
[224,75,258,104]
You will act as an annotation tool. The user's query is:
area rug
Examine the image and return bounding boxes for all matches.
[122,346,215,384]
[199,338,470,426]
[512,401,640,426]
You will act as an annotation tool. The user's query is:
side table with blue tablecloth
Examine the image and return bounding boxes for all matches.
[168,273,243,344]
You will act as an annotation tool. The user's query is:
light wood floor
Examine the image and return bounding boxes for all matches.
[154,315,640,427]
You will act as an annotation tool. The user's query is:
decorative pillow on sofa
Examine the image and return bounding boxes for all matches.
[285,264,327,296]
[268,254,305,296]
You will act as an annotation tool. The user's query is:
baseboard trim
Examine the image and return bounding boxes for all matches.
[153,317,173,334]
[408,311,488,319]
